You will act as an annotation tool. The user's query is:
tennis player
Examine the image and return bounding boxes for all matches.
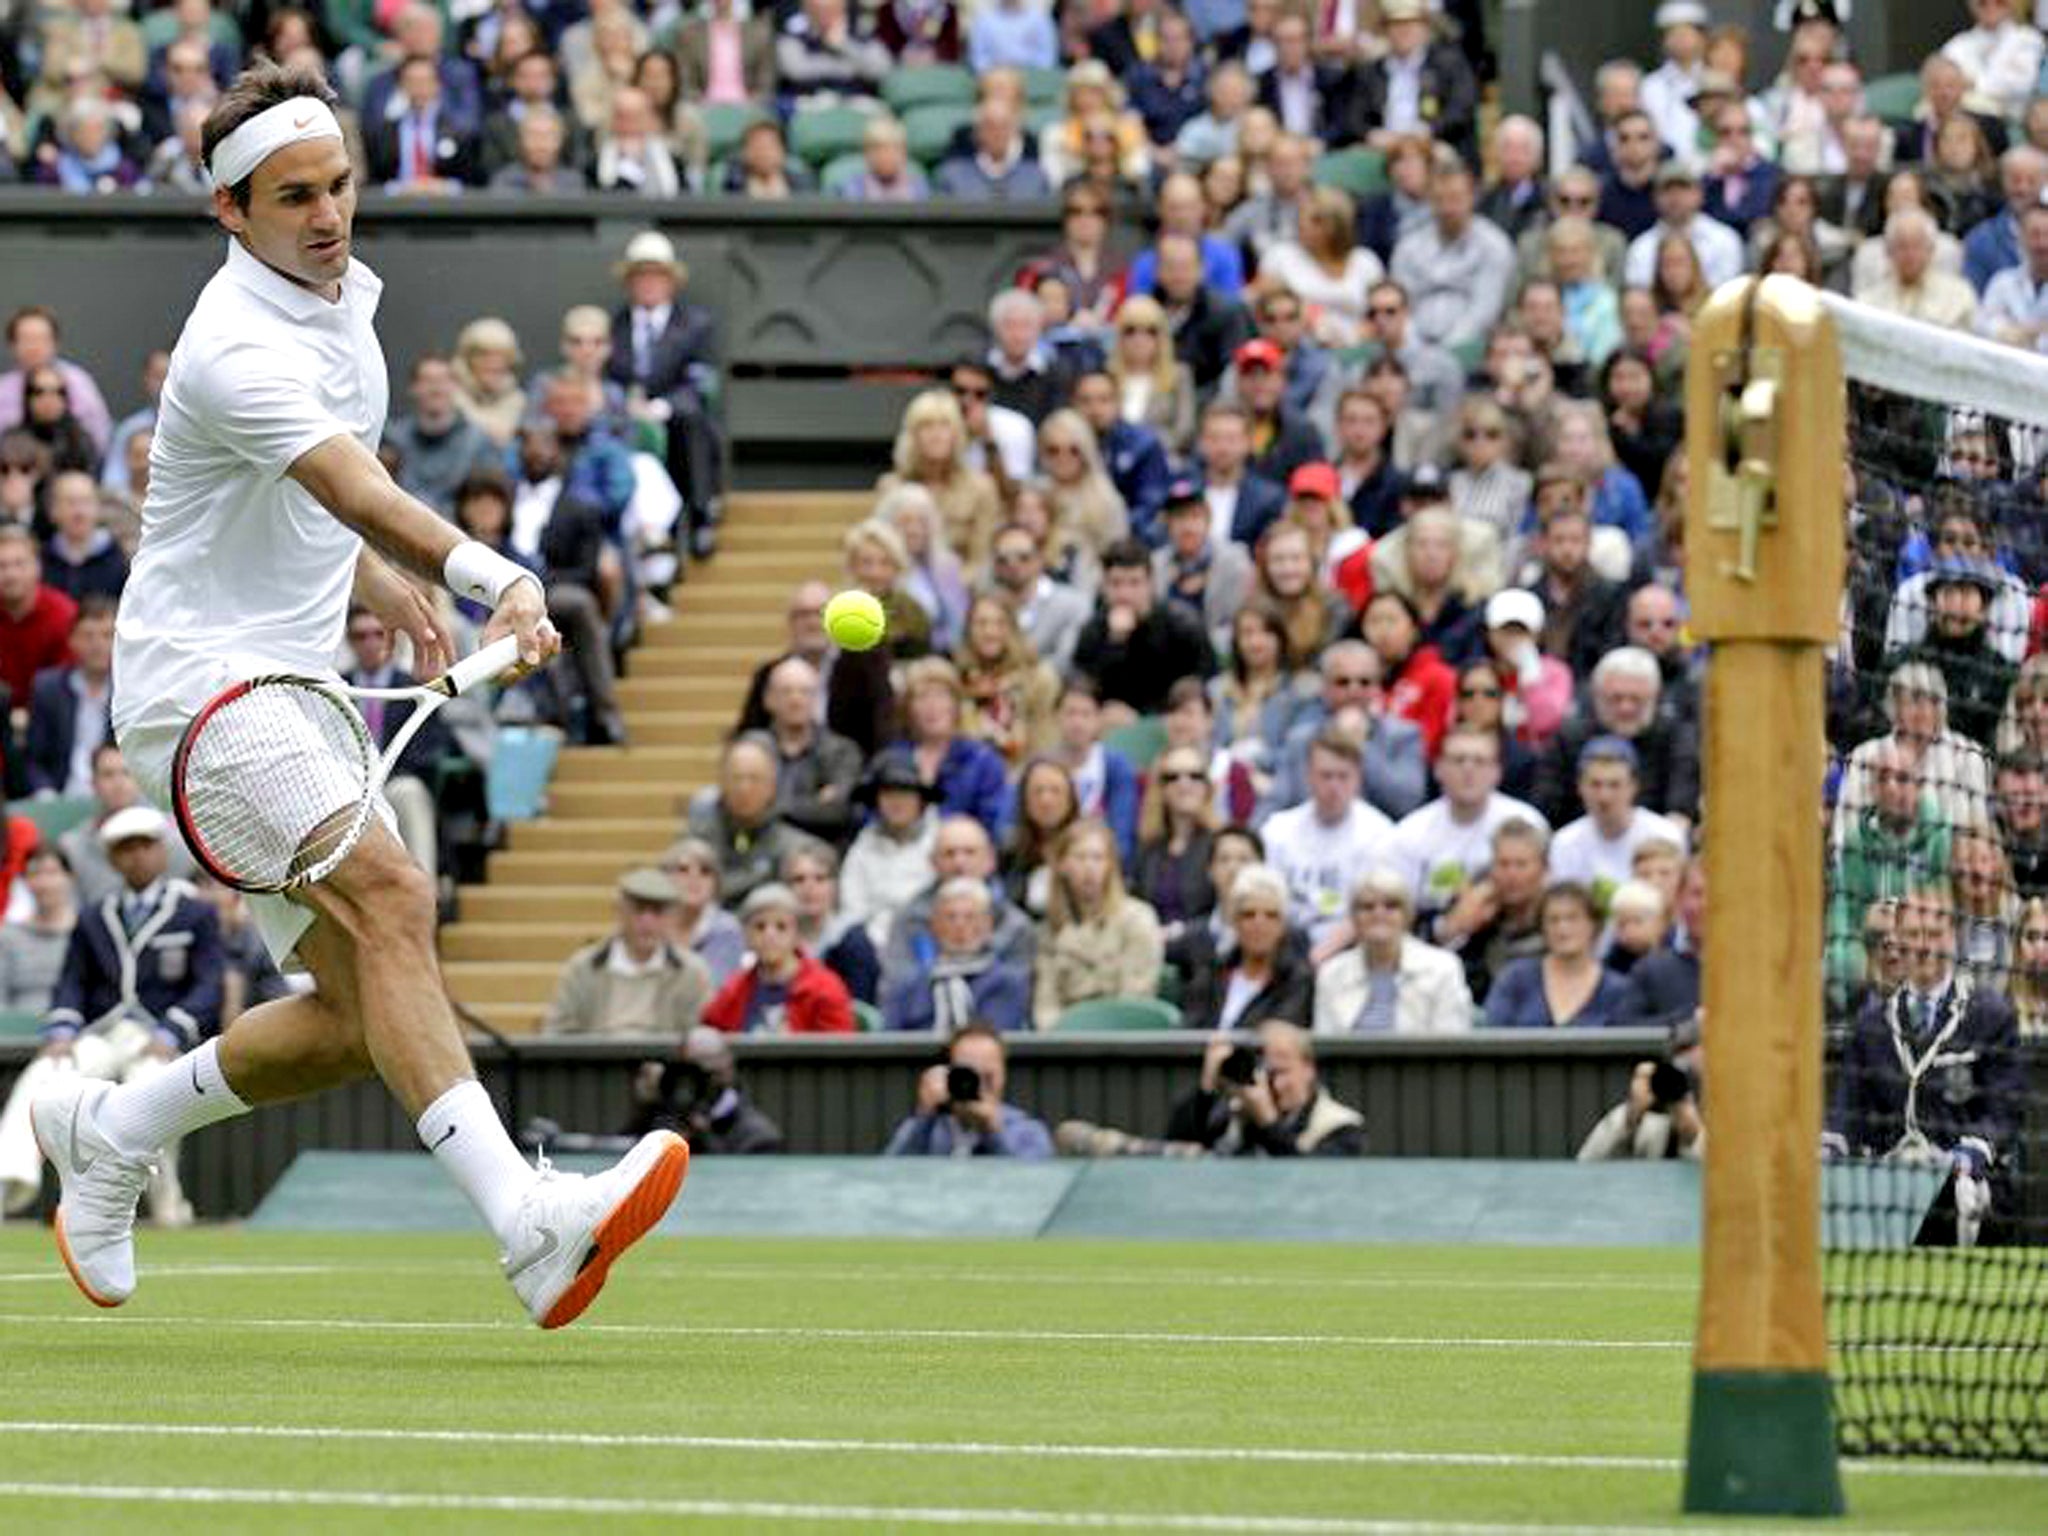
[30,60,687,1329]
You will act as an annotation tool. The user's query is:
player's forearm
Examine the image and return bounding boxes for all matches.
[289,433,465,584]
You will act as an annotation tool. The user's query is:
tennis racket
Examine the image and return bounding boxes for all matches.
[170,633,525,895]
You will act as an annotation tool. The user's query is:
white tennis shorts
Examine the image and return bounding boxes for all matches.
[120,707,399,972]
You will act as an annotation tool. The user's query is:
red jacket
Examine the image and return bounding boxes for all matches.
[703,952,855,1034]
[0,584,75,704]
[0,815,40,918]
[1385,643,1457,758]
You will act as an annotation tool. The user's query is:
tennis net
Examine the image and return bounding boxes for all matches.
[1820,291,2048,1461]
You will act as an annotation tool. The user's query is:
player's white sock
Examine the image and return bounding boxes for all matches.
[95,1038,251,1158]
[416,1080,536,1242]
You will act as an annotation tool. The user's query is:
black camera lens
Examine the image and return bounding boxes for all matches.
[946,1064,983,1103]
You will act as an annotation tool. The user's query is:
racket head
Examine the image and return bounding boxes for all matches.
[171,674,379,895]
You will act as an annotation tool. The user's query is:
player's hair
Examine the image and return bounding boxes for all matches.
[202,58,343,210]
[4,305,57,345]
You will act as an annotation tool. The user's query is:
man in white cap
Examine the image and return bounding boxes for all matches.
[0,806,219,1226]
[31,59,687,1329]
[1640,2,1712,161]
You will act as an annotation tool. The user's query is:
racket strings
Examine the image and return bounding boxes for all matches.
[179,684,375,891]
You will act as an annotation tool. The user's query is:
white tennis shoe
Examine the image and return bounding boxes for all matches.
[501,1130,689,1330]
[31,1077,155,1308]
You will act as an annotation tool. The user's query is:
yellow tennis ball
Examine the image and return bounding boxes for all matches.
[823,589,887,652]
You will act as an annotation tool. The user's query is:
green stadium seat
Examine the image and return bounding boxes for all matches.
[1155,964,1185,1010]
[1862,72,1920,122]
[701,102,770,163]
[790,105,872,170]
[1020,66,1067,106]
[1104,716,1167,770]
[1051,996,1181,1033]
[904,103,972,167]
[852,999,885,1032]
[820,150,869,196]
[882,65,978,115]
[0,1008,45,1039]
[1025,104,1063,140]
[1311,146,1389,199]
[6,795,98,845]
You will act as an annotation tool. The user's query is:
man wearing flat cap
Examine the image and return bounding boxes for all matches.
[542,867,713,1038]
[605,230,725,561]
[0,806,220,1224]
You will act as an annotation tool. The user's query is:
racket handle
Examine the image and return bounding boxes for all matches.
[443,633,527,696]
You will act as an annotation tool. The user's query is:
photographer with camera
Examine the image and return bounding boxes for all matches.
[1163,1020,1366,1157]
[1576,1010,1706,1161]
[882,1023,1053,1159]
[622,1026,784,1154]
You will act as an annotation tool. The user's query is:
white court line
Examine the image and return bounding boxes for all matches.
[0,1264,342,1286]
[0,1419,2036,1481]
[0,1481,1912,1535]
[0,1312,1687,1350]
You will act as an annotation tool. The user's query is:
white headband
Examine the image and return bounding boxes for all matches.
[209,96,343,188]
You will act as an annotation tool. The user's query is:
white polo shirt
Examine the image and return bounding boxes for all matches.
[114,238,387,737]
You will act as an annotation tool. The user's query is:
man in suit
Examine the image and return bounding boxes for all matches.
[1070,371,1170,542]
[0,805,219,1224]
[1193,401,1285,549]
[1893,53,2007,168]
[1816,115,1894,241]
[1256,12,1344,144]
[1153,480,1252,650]
[26,594,114,797]
[1340,0,1479,166]
[365,54,481,193]
[605,231,723,560]
[1088,0,1168,79]
[360,3,483,139]
[479,50,591,181]
[1478,115,1548,243]
[343,606,456,887]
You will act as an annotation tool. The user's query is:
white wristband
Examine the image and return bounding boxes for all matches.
[444,540,541,608]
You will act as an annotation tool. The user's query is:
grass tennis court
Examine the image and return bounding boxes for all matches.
[0,1231,2039,1533]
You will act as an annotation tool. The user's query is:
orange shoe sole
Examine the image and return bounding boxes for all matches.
[51,1209,125,1309]
[540,1132,689,1331]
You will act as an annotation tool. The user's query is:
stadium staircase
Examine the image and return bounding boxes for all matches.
[439,490,871,1036]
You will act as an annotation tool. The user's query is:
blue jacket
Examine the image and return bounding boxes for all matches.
[1963,209,2021,295]
[561,429,637,538]
[878,738,1008,836]
[883,1103,1054,1158]
[880,952,1033,1033]
[1098,420,1173,545]
[1128,62,1208,146]
[1128,236,1247,299]
[1481,957,1630,1029]
[24,665,108,795]
[44,879,223,1052]
[1199,470,1287,548]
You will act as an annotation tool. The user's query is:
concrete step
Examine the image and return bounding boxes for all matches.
[557,747,732,785]
[442,922,604,964]
[690,549,845,575]
[548,781,689,819]
[624,713,746,747]
[443,961,565,1005]
[620,675,761,708]
[621,654,756,690]
[633,631,784,658]
[459,884,620,923]
[507,818,676,853]
[489,848,647,886]
[669,583,813,613]
[727,492,869,520]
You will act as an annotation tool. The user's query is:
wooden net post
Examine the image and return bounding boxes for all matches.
[1681,276,1846,1517]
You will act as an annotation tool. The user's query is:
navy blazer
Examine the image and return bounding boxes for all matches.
[44,879,224,1052]
[606,301,720,413]
[1099,420,1173,545]
[1198,471,1286,549]
[24,665,109,795]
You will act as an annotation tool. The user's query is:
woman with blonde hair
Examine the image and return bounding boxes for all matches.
[876,482,969,653]
[842,517,931,660]
[1038,409,1129,561]
[878,389,1002,568]
[1132,744,1224,936]
[1549,401,1651,555]
[1951,821,2020,991]
[2009,898,2048,1039]
[1107,295,1197,455]
[1250,523,1349,666]
[1257,185,1384,346]
[1371,506,1488,663]
[875,656,1009,832]
[956,593,1060,767]
[1032,819,1164,1028]
[451,317,527,446]
[1039,59,1151,188]
[1448,395,1532,553]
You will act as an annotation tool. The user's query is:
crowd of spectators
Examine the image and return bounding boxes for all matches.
[4,0,2047,1176]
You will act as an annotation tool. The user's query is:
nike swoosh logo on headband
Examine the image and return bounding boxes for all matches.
[293,115,315,129]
